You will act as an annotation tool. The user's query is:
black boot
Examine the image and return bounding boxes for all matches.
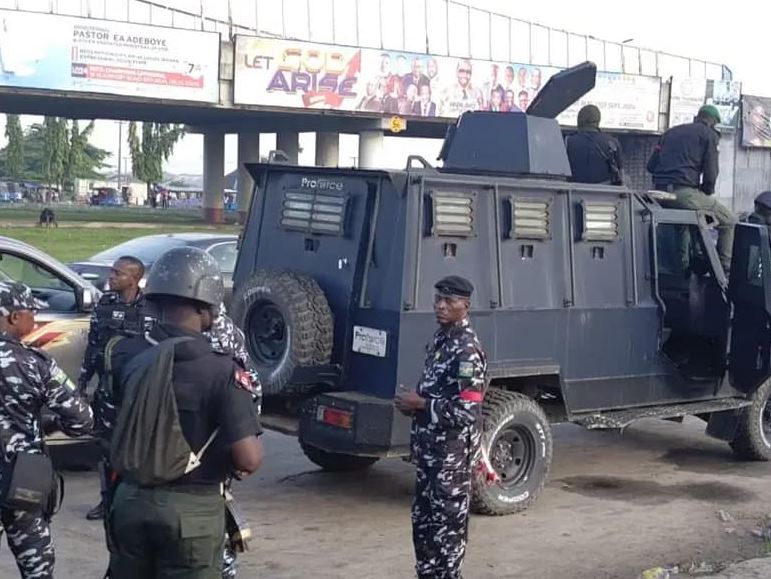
[86,500,104,520]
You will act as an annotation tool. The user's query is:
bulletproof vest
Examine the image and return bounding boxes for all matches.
[95,298,156,345]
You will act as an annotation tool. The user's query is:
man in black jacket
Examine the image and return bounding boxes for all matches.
[648,105,737,271]
[566,105,624,185]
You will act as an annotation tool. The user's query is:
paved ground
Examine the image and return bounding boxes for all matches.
[2,417,771,579]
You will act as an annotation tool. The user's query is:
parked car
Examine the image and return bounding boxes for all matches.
[0,236,100,383]
[68,233,238,305]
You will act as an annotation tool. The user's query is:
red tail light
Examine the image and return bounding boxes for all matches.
[316,406,353,430]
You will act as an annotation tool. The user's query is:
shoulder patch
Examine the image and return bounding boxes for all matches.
[458,361,474,378]
[234,368,254,393]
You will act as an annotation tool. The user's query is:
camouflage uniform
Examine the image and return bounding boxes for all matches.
[411,317,486,579]
[205,302,262,579]
[0,282,94,579]
[78,290,155,391]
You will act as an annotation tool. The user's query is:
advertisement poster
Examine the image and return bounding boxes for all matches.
[742,95,771,148]
[0,9,220,102]
[234,35,661,131]
[669,78,742,129]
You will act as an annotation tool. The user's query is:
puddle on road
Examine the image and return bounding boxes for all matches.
[558,475,755,505]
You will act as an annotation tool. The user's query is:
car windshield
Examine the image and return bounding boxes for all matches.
[89,236,190,265]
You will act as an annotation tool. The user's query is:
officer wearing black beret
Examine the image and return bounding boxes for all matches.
[748,191,771,226]
[395,275,487,579]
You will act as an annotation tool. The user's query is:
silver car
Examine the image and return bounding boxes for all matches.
[0,236,100,382]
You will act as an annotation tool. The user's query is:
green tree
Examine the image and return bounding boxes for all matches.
[42,116,69,191]
[4,114,23,179]
[0,121,109,185]
[128,121,185,195]
[65,120,96,184]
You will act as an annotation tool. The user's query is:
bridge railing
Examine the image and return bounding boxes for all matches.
[5,0,729,80]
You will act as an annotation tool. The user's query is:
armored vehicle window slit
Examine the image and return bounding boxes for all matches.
[509,198,550,240]
[280,189,349,236]
[427,191,475,237]
[580,201,619,242]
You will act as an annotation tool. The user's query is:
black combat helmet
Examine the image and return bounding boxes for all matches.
[145,247,224,306]
[755,190,771,211]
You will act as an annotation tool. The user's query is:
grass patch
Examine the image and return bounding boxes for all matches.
[1,225,239,262]
[0,204,239,225]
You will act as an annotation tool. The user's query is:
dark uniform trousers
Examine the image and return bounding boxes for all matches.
[412,462,472,579]
[0,508,54,579]
[108,482,225,579]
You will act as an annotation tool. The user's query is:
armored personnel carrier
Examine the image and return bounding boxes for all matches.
[231,62,771,515]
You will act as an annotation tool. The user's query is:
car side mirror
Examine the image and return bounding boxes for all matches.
[78,287,95,312]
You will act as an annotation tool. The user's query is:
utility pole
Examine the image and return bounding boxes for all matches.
[117,120,123,188]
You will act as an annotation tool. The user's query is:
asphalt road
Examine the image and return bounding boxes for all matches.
[2,417,771,579]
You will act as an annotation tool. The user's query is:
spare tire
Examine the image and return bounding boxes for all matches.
[231,270,333,395]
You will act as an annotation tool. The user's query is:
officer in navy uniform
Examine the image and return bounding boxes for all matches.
[80,255,153,521]
[395,275,487,579]
[78,255,152,392]
[96,247,264,579]
[0,281,93,578]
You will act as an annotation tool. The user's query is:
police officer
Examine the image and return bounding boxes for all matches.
[394,275,487,579]
[566,104,624,185]
[747,191,771,226]
[81,255,153,521]
[647,105,737,271]
[97,248,263,579]
[0,281,93,578]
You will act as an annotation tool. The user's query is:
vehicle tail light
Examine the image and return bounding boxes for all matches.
[316,406,353,430]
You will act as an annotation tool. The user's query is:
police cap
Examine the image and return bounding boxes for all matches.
[434,276,474,299]
[0,281,48,316]
[145,247,224,307]
[755,190,771,211]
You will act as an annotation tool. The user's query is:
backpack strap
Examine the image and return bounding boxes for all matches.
[184,427,221,474]
[102,335,126,397]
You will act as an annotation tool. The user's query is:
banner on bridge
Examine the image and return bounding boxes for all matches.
[0,9,220,103]
[233,36,661,131]
[669,78,742,129]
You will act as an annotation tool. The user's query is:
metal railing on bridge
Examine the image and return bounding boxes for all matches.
[5,0,729,80]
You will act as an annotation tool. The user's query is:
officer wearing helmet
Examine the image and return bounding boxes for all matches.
[95,247,264,578]
[748,191,771,226]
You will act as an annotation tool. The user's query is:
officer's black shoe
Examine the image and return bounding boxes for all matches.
[86,500,104,520]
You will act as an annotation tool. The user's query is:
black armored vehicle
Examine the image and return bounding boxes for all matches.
[231,62,771,515]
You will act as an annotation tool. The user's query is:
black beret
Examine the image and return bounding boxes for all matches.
[434,275,474,298]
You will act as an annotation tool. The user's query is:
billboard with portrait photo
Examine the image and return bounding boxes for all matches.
[742,95,771,148]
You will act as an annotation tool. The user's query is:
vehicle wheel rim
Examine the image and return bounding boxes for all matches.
[247,301,288,365]
[490,424,536,489]
[760,395,771,449]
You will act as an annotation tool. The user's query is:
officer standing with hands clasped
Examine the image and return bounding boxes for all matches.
[395,275,487,579]
[0,281,93,578]
[80,255,154,521]
[97,248,263,579]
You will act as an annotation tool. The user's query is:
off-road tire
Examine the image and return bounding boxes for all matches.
[472,389,553,516]
[300,441,379,472]
[231,270,333,396]
[730,378,771,461]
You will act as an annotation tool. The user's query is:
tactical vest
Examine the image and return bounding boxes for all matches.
[95,298,156,346]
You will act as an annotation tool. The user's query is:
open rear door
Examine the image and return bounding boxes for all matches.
[729,223,771,393]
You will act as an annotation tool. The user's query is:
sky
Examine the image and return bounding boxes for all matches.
[3,0,770,177]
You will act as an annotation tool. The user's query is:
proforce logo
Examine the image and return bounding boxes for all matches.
[300,177,344,191]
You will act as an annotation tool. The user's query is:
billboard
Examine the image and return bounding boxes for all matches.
[234,36,661,131]
[669,78,742,129]
[742,95,771,148]
[0,9,220,102]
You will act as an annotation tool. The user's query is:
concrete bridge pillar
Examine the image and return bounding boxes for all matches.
[315,132,339,167]
[358,130,384,169]
[237,132,260,224]
[276,131,300,163]
[203,132,225,224]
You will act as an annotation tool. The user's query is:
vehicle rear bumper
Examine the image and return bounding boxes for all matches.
[299,392,411,457]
